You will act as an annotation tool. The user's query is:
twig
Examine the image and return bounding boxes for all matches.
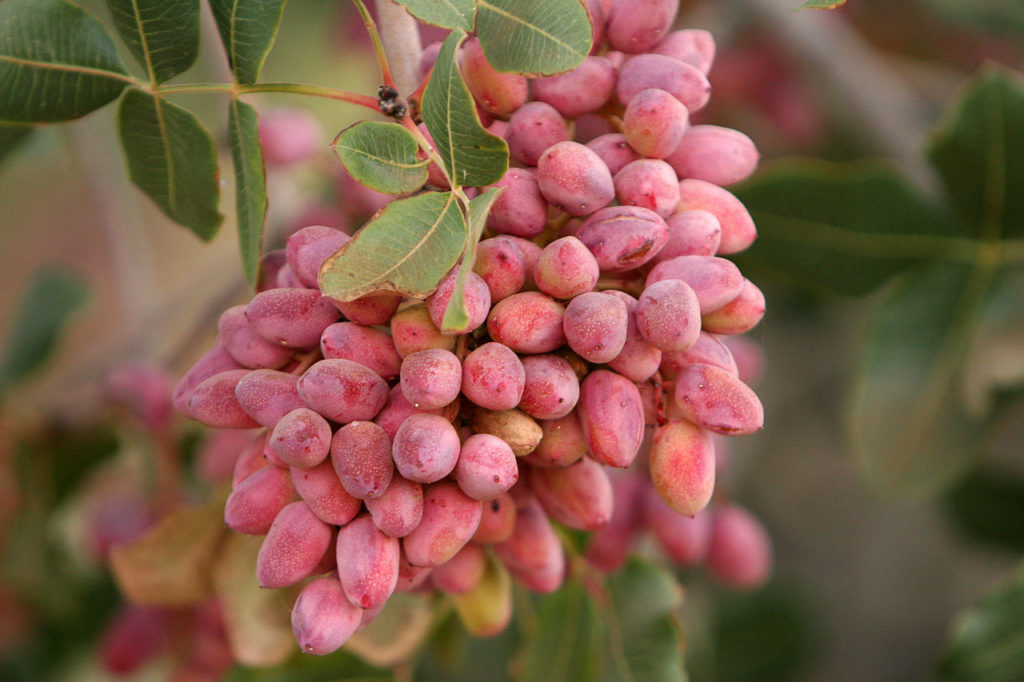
[20,1,427,423]
[374,0,424,96]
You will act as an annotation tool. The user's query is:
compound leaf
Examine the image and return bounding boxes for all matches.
[105,0,200,83]
[208,0,288,84]
[118,89,223,239]
[845,65,1024,498]
[0,0,129,122]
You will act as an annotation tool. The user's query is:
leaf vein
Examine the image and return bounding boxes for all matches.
[0,54,134,83]
[477,1,579,54]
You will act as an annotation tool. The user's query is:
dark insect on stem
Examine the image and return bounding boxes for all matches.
[377,84,408,119]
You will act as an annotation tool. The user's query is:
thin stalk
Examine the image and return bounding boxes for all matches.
[374,0,424,95]
[406,75,428,120]
[240,83,379,110]
[154,82,379,110]
[401,115,454,187]
[352,0,398,90]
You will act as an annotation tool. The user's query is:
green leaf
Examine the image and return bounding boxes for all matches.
[416,608,520,680]
[710,587,813,682]
[209,0,288,85]
[946,466,1024,551]
[23,424,118,503]
[0,124,33,166]
[733,159,959,296]
[476,0,591,76]
[521,578,604,682]
[928,65,1024,238]
[441,187,504,332]
[0,268,87,392]
[224,651,391,682]
[395,0,475,30]
[118,89,223,240]
[941,560,1024,681]
[922,0,1024,52]
[602,558,687,682]
[319,192,466,301]
[104,0,200,83]
[331,120,429,195]
[228,98,267,287]
[795,0,847,9]
[0,0,130,122]
[848,263,992,497]
[421,29,508,188]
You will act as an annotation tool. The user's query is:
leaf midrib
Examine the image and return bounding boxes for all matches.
[437,33,460,185]
[228,0,240,77]
[371,194,458,284]
[229,98,265,284]
[0,54,134,83]
[149,93,178,216]
[128,0,157,84]
[336,144,429,170]
[477,1,581,57]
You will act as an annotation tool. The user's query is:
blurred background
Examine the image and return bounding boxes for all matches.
[1,0,1023,680]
